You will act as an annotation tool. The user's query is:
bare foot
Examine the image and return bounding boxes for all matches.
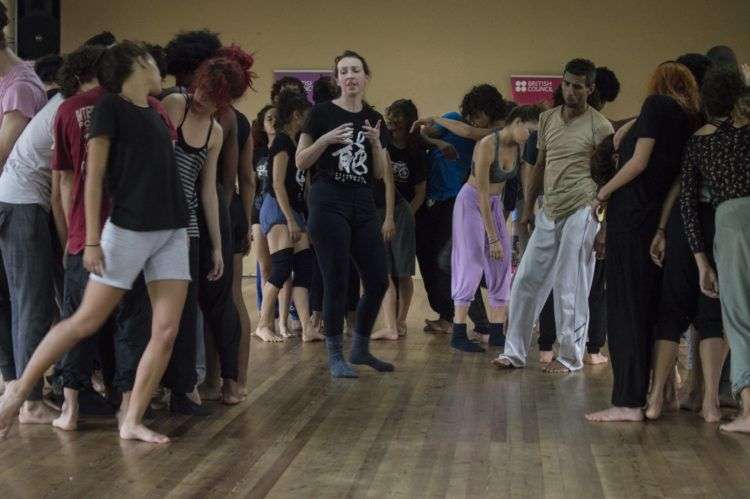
[91,370,107,396]
[119,422,170,444]
[19,400,59,425]
[302,326,325,343]
[371,328,399,341]
[278,323,295,339]
[645,392,664,420]
[221,379,243,405]
[0,382,24,438]
[701,401,722,423]
[584,352,609,365]
[543,360,570,374]
[539,351,554,364]
[52,400,79,431]
[491,356,516,369]
[585,406,644,422]
[719,414,750,433]
[253,326,284,343]
[664,377,680,413]
[397,322,407,337]
[187,387,202,405]
[476,333,490,344]
[423,318,451,334]
[199,383,222,402]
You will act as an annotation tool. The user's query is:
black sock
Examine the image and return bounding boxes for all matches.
[350,334,394,372]
[488,323,506,346]
[451,323,485,353]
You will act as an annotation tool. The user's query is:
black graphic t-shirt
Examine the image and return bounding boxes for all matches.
[302,100,389,187]
[373,143,428,208]
[388,143,427,202]
[268,132,306,213]
[255,145,270,197]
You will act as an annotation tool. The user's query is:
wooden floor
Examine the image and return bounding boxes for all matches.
[1,279,750,499]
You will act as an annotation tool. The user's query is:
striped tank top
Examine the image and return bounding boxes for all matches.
[175,95,214,237]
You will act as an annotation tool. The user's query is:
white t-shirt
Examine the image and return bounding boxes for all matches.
[0,93,64,210]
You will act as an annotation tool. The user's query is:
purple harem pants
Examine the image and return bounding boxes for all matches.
[451,184,511,309]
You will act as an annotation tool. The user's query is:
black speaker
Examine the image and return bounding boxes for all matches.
[16,0,60,60]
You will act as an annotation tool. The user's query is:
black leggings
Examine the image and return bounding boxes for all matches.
[655,203,722,342]
[307,182,388,338]
[163,237,199,394]
[310,251,360,314]
[538,259,607,354]
[198,184,241,381]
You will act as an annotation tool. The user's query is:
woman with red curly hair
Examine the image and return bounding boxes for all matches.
[586,61,702,423]
[161,54,249,409]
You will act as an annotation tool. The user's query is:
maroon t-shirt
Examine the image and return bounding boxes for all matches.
[52,88,176,254]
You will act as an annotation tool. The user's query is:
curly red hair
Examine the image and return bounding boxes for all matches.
[648,62,702,119]
[216,44,257,92]
[191,57,248,111]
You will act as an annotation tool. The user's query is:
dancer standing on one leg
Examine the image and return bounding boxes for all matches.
[297,50,392,378]
[0,41,191,443]
[450,106,539,352]
[492,59,612,374]
[255,90,321,343]
[585,61,702,422]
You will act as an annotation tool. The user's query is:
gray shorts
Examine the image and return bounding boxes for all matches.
[378,199,416,277]
[259,193,306,236]
[90,220,191,290]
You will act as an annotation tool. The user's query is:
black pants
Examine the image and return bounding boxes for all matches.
[163,237,199,394]
[538,259,607,354]
[52,255,150,394]
[198,184,241,381]
[415,198,489,326]
[307,182,389,338]
[311,252,361,315]
[655,203,722,342]
[607,222,662,408]
[416,199,455,322]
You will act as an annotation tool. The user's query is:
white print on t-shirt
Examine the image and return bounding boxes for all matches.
[76,104,95,174]
[391,160,410,182]
[257,157,268,180]
[295,168,306,189]
[332,130,368,184]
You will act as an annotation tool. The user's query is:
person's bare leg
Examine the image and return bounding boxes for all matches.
[119,279,187,444]
[294,284,322,342]
[645,340,678,419]
[52,388,80,431]
[720,387,750,433]
[396,277,413,336]
[699,337,728,423]
[221,378,243,405]
[278,279,293,338]
[680,327,704,411]
[233,253,252,394]
[345,311,356,337]
[253,226,288,343]
[372,279,399,340]
[0,282,123,438]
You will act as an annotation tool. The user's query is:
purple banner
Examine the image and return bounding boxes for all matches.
[273,70,334,103]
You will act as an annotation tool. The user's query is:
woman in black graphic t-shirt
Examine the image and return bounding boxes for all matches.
[296,50,394,378]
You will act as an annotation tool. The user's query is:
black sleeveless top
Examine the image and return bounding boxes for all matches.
[470,131,520,184]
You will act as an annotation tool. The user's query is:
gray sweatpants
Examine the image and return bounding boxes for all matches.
[496,205,599,371]
[714,197,750,397]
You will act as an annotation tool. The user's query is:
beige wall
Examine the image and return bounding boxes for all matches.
[60,0,750,122]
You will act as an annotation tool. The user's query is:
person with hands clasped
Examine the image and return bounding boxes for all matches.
[296,50,393,378]
[254,90,322,344]
[0,41,191,444]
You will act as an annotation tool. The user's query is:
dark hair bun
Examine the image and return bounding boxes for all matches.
[0,3,8,31]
